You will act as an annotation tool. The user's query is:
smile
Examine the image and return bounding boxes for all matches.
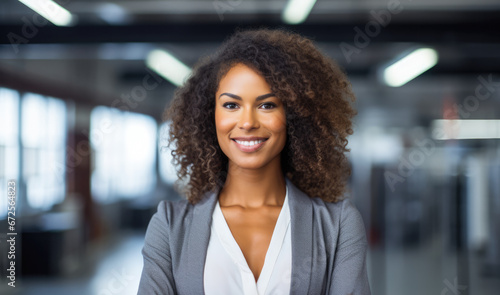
[231,138,268,153]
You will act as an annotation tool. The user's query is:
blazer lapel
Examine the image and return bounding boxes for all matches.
[185,188,219,295]
[285,176,314,295]
[184,176,313,295]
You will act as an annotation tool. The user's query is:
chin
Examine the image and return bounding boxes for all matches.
[231,158,268,170]
[235,160,265,168]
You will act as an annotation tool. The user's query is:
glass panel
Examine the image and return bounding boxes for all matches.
[21,93,66,210]
[0,88,19,145]
[22,93,46,148]
[120,112,157,198]
[91,106,157,203]
[0,87,19,219]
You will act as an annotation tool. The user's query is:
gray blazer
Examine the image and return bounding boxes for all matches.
[138,176,371,295]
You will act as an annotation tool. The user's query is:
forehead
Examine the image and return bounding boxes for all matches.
[217,63,271,92]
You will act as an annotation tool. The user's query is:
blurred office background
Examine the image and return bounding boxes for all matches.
[1,0,499,294]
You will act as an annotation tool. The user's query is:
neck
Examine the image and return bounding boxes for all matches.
[218,158,286,209]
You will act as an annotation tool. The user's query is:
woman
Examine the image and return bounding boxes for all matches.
[138,27,371,295]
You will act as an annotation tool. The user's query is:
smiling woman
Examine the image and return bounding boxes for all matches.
[138,27,371,295]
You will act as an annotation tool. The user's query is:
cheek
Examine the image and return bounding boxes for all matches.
[267,114,287,134]
[215,109,235,134]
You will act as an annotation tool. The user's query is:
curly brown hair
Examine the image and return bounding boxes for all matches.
[162,26,357,205]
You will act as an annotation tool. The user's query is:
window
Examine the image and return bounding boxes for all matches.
[21,93,67,210]
[91,106,157,203]
[0,88,20,218]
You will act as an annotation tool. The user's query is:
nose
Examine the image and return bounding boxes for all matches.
[238,107,259,130]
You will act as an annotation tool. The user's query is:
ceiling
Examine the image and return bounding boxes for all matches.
[0,0,499,125]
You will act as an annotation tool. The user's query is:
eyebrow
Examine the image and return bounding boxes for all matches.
[218,92,276,101]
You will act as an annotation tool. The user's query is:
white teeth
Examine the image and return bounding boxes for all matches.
[235,139,265,146]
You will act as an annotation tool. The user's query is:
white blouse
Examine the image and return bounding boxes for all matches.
[204,183,292,295]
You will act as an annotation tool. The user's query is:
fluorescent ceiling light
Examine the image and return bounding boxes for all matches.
[432,119,500,140]
[19,0,75,26]
[282,0,317,24]
[146,49,192,87]
[97,3,130,25]
[383,48,438,87]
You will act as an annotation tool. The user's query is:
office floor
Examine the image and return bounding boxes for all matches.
[2,232,498,295]
[5,231,145,295]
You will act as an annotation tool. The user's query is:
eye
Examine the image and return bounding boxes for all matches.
[222,102,238,109]
[260,102,277,110]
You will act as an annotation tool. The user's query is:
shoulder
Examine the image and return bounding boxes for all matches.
[309,197,367,238]
[309,197,362,220]
[156,198,192,215]
[154,198,195,226]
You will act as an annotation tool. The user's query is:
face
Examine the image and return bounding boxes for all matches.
[215,63,287,171]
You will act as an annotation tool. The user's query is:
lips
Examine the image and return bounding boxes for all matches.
[231,137,269,141]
